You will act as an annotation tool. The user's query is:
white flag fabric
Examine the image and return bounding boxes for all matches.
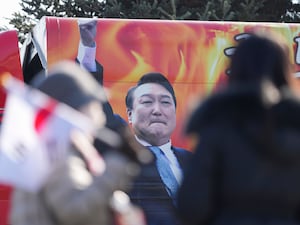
[0,76,95,192]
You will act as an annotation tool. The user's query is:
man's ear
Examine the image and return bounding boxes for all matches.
[126,108,132,123]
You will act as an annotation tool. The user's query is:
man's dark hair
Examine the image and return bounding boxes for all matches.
[125,72,177,110]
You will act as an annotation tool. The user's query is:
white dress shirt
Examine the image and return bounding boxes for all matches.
[77,41,97,72]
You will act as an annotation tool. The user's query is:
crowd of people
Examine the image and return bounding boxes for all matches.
[2,18,300,225]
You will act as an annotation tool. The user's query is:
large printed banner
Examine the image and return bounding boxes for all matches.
[38,17,300,149]
[0,30,23,118]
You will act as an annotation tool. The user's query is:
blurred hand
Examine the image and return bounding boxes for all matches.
[70,129,106,175]
[79,20,98,47]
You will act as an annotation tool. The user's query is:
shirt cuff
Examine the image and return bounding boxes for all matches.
[77,41,97,72]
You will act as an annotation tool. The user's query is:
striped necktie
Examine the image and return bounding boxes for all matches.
[148,146,179,199]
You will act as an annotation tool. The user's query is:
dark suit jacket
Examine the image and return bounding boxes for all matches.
[128,146,192,225]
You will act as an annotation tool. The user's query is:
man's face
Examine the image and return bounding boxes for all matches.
[127,83,176,146]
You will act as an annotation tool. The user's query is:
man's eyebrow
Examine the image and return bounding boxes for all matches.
[139,94,172,99]
[160,95,172,99]
[139,94,153,98]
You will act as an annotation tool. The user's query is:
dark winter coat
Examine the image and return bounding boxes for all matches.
[177,84,300,225]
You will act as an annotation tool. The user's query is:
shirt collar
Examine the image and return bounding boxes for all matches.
[134,135,172,151]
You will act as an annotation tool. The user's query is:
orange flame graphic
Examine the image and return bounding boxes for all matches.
[46,18,300,150]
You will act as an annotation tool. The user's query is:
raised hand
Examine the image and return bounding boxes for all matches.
[79,20,98,47]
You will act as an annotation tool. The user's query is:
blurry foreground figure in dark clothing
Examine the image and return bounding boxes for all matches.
[177,31,300,225]
[10,61,147,225]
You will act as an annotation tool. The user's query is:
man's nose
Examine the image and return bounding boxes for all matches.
[152,102,162,114]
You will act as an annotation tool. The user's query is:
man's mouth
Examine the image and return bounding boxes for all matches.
[150,121,166,125]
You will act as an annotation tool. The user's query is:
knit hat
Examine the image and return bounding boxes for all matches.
[32,60,107,110]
